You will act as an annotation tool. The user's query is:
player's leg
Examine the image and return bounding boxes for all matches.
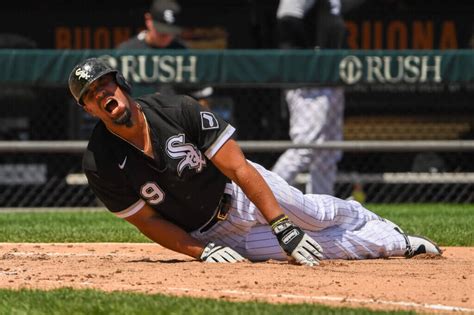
[241,219,407,261]
[307,152,338,195]
[272,88,328,184]
[306,87,344,195]
[310,220,407,259]
[252,162,441,260]
[192,164,439,261]
[257,161,384,231]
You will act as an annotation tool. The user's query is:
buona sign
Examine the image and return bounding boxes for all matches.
[339,55,442,85]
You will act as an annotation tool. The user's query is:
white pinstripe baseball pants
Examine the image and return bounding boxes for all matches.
[190,162,407,262]
[272,87,344,195]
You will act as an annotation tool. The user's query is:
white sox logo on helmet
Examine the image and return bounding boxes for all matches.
[166,134,206,176]
[163,9,175,24]
[75,68,91,80]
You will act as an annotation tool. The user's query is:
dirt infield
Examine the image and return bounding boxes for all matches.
[0,243,472,313]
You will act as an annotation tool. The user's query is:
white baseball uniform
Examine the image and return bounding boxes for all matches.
[277,0,341,18]
[272,87,344,195]
[273,0,346,195]
[191,161,407,261]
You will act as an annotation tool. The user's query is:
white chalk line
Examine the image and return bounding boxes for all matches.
[4,251,124,258]
[168,287,474,313]
[3,251,473,313]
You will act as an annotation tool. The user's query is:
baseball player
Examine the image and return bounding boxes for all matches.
[116,0,186,50]
[117,0,215,102]
[272,0,346,195]
[68,58,441,265]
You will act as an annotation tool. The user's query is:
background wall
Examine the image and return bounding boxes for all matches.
[1,0,472,49]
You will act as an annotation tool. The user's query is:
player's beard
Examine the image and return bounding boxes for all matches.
[113,106,133,127]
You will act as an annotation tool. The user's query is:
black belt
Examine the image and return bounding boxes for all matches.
[199,193,232,233]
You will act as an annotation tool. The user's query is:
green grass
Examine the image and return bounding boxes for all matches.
[367,203,474,246]
[0,210,149,243]
[0,204,472,246]
[0,288,415,315]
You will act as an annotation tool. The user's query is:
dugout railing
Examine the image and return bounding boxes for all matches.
[1,140,474,205]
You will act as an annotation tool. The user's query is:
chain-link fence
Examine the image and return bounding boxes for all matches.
[1,83,473,206]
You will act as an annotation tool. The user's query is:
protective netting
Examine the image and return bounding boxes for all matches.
[0,84,473,206]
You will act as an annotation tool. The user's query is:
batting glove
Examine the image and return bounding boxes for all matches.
[200,242,246,263]
[271,215,323,266]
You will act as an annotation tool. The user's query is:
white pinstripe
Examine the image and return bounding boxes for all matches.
[190,162,407,262]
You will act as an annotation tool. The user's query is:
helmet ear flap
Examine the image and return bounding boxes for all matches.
[115,72,132,94]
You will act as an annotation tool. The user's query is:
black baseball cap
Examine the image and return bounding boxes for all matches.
[150,0,182,35]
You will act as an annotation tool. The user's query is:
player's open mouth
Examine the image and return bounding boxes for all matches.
[104,98,118,113]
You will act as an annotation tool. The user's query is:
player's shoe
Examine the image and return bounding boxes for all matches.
[382,219,442,258]
[404,235,442,258]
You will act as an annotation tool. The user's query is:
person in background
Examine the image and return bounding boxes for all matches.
[117,0,193,97]
[272,0,346,196]
[117,0,186,50]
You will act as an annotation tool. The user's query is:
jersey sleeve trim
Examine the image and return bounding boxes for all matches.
[114,199,146,219]
[204,124,236,159]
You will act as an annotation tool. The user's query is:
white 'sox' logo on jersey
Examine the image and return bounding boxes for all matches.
[166,134,206,176]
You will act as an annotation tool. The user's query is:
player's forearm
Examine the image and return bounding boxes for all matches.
[133,216,204,259]
[231,162,284,222]
[212,139,284,223]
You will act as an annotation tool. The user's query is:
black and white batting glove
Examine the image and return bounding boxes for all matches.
[271,215,324,266]
[199,242,246,263]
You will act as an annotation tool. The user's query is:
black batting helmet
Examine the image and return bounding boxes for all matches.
[68,58,131,106]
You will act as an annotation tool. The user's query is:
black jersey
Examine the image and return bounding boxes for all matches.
[83,93,235,232]
[116,31,187,50]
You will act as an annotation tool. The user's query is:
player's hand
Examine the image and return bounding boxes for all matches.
[199,242,246,263]
[271,215,323,266]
